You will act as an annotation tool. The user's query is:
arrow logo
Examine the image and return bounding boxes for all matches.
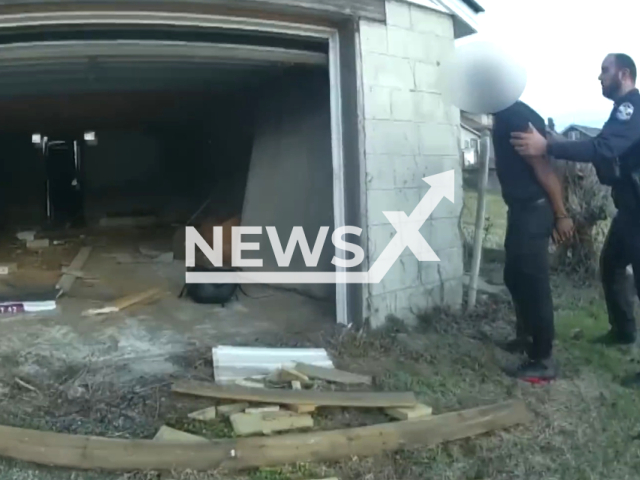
[185,169,454,284]
[365,169,454,283]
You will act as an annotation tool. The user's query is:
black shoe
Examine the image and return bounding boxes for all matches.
[507,358,557,383]
[592,330,636,346]
[498,337,532,354]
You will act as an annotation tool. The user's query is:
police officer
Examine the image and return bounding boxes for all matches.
[511,53,640,353]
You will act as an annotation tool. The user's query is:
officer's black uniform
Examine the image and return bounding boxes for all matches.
[547,88,640,344]
[493,101,556,363]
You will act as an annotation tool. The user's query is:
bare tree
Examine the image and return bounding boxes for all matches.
[548,129,614,275]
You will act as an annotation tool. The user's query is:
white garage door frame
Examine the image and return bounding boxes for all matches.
[0,10,350,326]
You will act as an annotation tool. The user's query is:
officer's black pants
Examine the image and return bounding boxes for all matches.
[503,199,555,360]
[600,210,640,339]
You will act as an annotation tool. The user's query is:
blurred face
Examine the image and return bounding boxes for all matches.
[599,55,623,100]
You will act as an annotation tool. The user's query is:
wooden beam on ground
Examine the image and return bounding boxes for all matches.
[171,380,417,408]
[0,400,532,472]
[293,362,372,385]
[56,246,92,296]
[82,288,164,316]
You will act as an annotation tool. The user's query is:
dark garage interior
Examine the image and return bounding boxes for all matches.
[0,31,338,322]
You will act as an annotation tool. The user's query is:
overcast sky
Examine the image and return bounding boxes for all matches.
[455,0,639,131]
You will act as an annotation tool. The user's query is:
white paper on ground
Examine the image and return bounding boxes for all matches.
[212,345,334,384]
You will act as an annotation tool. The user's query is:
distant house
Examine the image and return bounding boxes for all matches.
[460,112,492,167]
[461,122,480,166]
[460,112,500,191]
[561,124,601,140]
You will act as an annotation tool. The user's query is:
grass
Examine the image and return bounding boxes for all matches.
[5,275,640,480]
[323,280,640,480]
[461,189,508,249]
[148,278,636,480]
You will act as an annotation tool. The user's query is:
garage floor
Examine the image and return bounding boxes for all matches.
[0,226,334,382]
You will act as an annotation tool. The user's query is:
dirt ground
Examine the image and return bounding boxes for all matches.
[0,267,639,480]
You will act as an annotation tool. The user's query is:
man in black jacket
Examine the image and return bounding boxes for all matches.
[492,101,573,382]
[511,53,640,353]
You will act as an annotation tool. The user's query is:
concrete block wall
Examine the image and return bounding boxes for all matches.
[359,0,464,327]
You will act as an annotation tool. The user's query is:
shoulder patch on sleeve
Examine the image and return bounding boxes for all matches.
[616,102,634,121]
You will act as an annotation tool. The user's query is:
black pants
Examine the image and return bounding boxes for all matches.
[600,210,640,339]
[503,198,555,360]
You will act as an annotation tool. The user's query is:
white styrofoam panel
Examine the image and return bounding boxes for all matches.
[212,346,334,384]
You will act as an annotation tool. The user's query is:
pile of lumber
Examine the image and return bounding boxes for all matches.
[0,362,533,474]
[168,362,437,439]
[151,362,534,473]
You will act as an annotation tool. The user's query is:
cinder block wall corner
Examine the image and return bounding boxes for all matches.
[358,0,464,328]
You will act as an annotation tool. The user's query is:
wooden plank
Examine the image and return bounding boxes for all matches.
[230,411,313,436]
[225,400,533,470]
[266,367,309,384]
[217,403,250,417]
[245,406,280,414]
[188,407,217,421]
[385,404,433,421]
[294,362,372,385]
[235,379,266,389]
[56,246,92,295]
[172,380,418,408]
[287,404,316,414]
[0,400,531,472]
[82,288,164,316]
[27,239,49,250]
[153,426,209,443]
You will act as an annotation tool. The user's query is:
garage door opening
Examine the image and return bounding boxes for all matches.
[0,38,339,328]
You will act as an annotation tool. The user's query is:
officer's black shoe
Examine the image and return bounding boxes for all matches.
[506,358,557,383]
[592,330,636,346]
[498,337,532,354]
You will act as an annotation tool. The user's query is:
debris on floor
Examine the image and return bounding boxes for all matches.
[212,346,334,384]
[56,246,92,295]
[26,238,50,250]
[98,215,157,228]
[0,263,17,275]
[16,230,36,242]
[82,287,165,316]
[139,243,175,263]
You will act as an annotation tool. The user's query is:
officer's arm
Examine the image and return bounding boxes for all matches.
[548,101,640,163]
